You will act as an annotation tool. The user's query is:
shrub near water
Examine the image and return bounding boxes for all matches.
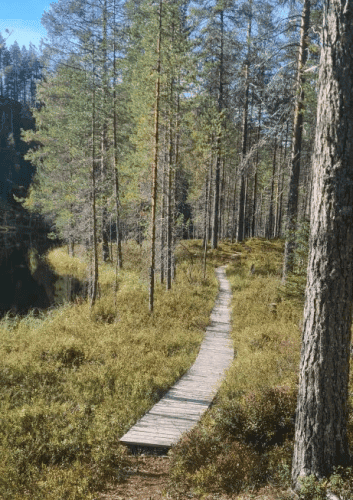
[0,241,218,499]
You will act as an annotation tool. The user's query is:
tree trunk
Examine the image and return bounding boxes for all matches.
[101,122,110,262]
[101,0,109,263]
[291,0,353,489]
[211,8,224,250]
[282,0,311,282]
[237,1,252,243]
[90,47,99,309]
[160,150,166,284]
[166,113,173,290]
[113,2,122,274]
[149,0,162,313]
[251,97,261,238]
[275,124,289,238]
[267,139,277,239]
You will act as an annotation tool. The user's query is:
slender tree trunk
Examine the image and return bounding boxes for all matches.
[267,139,277,239]
[282,0,311,282]
[203,171,210,249]
[101,123,110,262]
[160,149,166,284]
[291,0,353,488]
[237,1,252,242]
[149,0,162,313]
[90,47,99,309]
[251,98,261,238]
[166,112,173,290]
[225,173,231,239]
[277,122,289,239]
[212,7,224,249]
[231,173,237,242]
[101,0,109,263]
[243,176,248,238]
[208,149,214,241]
[113,0,122,274]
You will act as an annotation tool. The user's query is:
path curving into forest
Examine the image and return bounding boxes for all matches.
[120,266,234,449]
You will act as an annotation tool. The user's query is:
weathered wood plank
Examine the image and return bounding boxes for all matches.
[120,266,233,449]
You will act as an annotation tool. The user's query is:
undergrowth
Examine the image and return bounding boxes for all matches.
[168,238,353,500]
[0,240,218,499]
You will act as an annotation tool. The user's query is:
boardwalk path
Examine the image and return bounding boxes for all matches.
[120,266,234,449]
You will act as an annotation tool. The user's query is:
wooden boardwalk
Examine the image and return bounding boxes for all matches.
[120,266,234,449]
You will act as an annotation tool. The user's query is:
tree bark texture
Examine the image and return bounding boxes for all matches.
[282,0,310,281]
[291,0,353,488]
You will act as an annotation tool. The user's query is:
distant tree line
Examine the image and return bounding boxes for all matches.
[0,35,42,106]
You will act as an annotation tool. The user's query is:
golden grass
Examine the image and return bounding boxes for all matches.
[168,238,304,498]
[169,238,353,499]
[0,240,219,499]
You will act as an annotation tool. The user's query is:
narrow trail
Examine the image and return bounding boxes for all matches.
[99,266,234,500]
[120,266,233,449]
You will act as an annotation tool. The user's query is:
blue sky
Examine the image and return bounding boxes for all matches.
[0,0,51,49]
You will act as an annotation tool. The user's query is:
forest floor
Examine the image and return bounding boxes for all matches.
[96,240,295,500]
[97,453,292,499]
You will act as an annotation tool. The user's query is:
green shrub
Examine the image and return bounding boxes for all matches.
[0,241,219,498]
[214,386,297,451]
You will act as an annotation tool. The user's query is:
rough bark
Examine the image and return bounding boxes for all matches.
[291,0,353,488]
[282,0,311,282]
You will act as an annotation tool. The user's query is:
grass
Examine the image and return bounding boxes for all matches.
[168,238,353,499]
[2,237,352,499]
[0,240,219,499]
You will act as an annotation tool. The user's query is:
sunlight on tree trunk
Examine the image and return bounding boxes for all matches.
[291,0,353,489]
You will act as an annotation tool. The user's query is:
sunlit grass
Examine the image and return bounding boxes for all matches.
[0,240,219,499]
[169,238,304,498]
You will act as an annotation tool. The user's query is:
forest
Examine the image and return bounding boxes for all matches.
[16,0,322,310]
[1,0,353,498]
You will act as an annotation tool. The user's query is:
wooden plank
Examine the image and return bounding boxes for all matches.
[120,266,233,449]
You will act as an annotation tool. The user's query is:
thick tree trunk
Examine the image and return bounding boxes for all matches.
[282,0,311,282]
[291,0,353,489]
